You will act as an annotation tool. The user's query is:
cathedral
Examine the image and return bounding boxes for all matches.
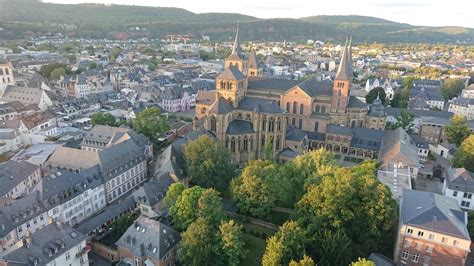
[194,26,387,164]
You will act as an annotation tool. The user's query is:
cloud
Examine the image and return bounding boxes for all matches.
[369,1,429,8]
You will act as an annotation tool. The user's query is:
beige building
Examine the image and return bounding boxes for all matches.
[194,26,386,164]
[395,189,471,266]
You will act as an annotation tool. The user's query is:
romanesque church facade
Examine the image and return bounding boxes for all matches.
[194,26,387,164]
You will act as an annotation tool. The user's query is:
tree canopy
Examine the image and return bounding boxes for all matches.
[441,79,465,100]
[90,112,117,127]
[444,114,471,146]
[365,87,387,105]
[262,221,307,265]
[387,109,415,134]
[183,135,235,192]
[132,107,169,145]
[453,135,474,172]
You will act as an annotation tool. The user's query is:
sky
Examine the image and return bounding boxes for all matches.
[44,0,474,28]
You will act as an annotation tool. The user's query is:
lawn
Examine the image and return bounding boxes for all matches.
[240,233,267,266]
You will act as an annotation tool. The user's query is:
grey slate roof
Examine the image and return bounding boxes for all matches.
[99,140,144,177]
[238,97,283,114]
[248,52,259,69]
[401,189,470,239]
[446,168,474,194]
[42,166,103,210]
[348,95,367,109]
[209,97,234,114]
[385,108,453,119]
[0,192,46,239]
[295,78,333,97]
[3,223,87,265]
[410,134,429,149]
[279,148,300,158]
[247,77,299,91]
[0,160,39,197]
[216,65,245,80]
[326,124,352,136]
[379,128,419,166]
[226,119,255,135]
[115,216,180,261]
[133,176,174,209]
[286,126,308,142]
[335,39,352,81]
[76,195,136,235]
[351,127,385,151]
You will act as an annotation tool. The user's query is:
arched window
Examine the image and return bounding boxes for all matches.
[210,116,217,131]
[249,136,253,150]
[262,117,267,131]
[321,106,326,113]
[351,120,356,128]
[277,120,281,131]
[293,101,297,114]
[286,102,290,112]
[300,104,304,115]
[237,137,241,151]
[231,138,236,152]
[276,136,280,150]
[298,119,303,129]
[261,135,265,146]
[269,118,275,132]
[292,118,296,125]
[314,122,319,132]
[243,137,248,151]
[315,105,320,113]
[228,82,233,90]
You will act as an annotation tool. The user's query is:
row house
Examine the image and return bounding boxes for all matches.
[409,86,445,110]
[1,223,89,266]
[448,97,474,120]
[41,166,106,226]
[0,192,49,254]
[0,160,41,199]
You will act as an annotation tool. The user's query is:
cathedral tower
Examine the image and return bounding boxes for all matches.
[330,38,352,114]
[224,23,246,73]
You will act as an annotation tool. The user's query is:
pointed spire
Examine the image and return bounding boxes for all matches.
[232,22,241,55]
[335,37,351,81]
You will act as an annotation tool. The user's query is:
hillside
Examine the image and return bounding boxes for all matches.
[0,0,472,44]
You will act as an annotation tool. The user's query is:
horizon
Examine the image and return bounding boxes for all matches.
[43,0,474,28]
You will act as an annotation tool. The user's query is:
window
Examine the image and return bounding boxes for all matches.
[210,116,217,132]
[414,242,421,249]
[461,201,470,208]
[293,101,297,114]
[426,245,433,253]
[463,192,472,199]
[407,228,414,234]
[300,104,304,114]
[17,226,23,233]
[428,233,434,240]
[286,102,290,112]
[401,250,409,260]
[453,191,458,197]
[453,240,459,246]
[65,252,71,260]
[412,253,420,263]
[314,122,319,132]
[298,119,302,129]
[441,237,448,243]
[417,231,424,237]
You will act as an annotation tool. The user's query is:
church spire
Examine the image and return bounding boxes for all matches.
[335,37,352,81]
[232,22,241,55]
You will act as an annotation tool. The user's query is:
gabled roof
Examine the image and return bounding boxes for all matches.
[116,216,180,260]
[347,95,367,109]
[401,189,470,239]
[216,65,245,80]
[248,52,259,69]
[446,168,474,193]
[46,147,100,170]
[226,119,255,135]
[209,97,233,114]
[295,78,333,97]
[238,97,282,114]
[0,160,40,197]
[379,128,419,166]
[247,77,300,92]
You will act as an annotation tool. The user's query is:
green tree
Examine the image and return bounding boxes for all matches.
[441,79,465,100]
[402,76,415,89]
[109,47,122,62]
[296,163,397,262]
[262,221,307,266]
[263,139,273,161]
[231,160,278,218]
[178,217,216,266]
[197,189,225,227]
[88,62,98,70]
[164,182,186,207]
[444,114,471,146]
[169,186,205,230]
[390,109,415,134]
[183,135,235,191]
[313,230,352,266]
[87,45,95,55]
[390,88,409,108]
[50,67,65,80]
[365,87,387,105]
[289,255,315,266]
[350,258,375,266]
[132,107,169,145]
[218,220,246,266]
[90,112,117,127]
[453,135,474,172]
